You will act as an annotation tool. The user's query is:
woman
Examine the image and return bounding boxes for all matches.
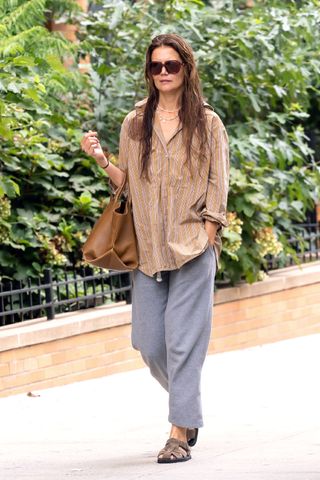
[81,33,229,464]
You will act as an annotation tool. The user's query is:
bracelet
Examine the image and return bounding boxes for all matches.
[101,150,110,170]
[102,158,109,170]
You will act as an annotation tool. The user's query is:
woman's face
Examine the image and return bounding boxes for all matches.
[150,46,185,95]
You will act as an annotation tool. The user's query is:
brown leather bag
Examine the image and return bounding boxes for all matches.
[82,173,138,270]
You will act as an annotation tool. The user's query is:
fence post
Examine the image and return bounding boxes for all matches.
[43,268,54,320]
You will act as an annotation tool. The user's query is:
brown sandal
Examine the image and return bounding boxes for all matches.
[157,437,191,464]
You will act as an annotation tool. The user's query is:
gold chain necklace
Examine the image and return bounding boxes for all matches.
[158,114,179,122]
[157,105,180,113]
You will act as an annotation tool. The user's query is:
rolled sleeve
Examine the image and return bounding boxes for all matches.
[201,114,230,228]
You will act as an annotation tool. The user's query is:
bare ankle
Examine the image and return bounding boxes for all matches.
[170,424,187,442]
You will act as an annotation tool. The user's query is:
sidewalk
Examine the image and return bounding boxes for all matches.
[0,333,319,480]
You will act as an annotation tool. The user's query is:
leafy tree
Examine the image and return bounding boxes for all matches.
[81,0,320,283]
[0,0,108,280]
[1,0,319,286]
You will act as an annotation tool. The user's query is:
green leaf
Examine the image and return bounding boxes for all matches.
[273,85,286,97]
[12,56,35,67]
[0,176,20,198]
[7,82,21,93]
[78,192,92,205]
[45,54,67,74]
[23,87,41,102]
[242,204,255,217]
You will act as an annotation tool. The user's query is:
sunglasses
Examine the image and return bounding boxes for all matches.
[148,60,184,76]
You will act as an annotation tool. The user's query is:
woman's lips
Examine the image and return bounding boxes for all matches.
[160,80,172,83]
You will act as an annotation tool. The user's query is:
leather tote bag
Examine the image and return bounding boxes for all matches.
[82,173,138,271]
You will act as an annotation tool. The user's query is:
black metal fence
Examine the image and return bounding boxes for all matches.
[0,222,319,328]
[0,267,132,327]
[266,223,320,270]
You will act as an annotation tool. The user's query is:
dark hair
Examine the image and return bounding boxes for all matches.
[131,33,208,179]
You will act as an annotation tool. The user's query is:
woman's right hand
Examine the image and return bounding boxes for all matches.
[80,130,108,168]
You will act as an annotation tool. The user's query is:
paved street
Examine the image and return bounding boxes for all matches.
[1,333,319,480]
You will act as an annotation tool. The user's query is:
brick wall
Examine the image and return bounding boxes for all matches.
[0,324,144,397]
[0,262,319,398]
[209,282,320,354]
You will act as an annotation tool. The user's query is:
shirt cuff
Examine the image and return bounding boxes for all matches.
[201,208,228,228]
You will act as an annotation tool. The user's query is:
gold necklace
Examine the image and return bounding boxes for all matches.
[157,105,180,113]
[158,114,179,122]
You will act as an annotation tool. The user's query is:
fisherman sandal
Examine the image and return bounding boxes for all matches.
[187,428,199,447]
[157,437,191,464]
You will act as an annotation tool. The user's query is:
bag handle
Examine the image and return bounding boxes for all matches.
[113,171,127,203]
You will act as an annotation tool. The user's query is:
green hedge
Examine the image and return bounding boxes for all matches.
[1,0,320,285]
[0,0,106,280]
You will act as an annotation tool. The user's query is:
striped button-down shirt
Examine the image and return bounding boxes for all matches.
[115,98,229,278]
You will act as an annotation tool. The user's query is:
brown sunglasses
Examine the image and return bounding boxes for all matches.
[148,60,184,76]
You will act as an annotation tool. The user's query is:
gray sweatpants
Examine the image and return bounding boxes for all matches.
[131,246,216,428]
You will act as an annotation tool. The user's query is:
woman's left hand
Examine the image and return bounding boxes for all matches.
[204,220,219,246]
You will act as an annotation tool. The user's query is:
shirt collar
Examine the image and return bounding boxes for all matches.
[134,98,214,148]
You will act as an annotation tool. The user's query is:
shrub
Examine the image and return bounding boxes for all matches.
[1,0,319,285]
[0,0,108,280]
[82,0,320,283]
